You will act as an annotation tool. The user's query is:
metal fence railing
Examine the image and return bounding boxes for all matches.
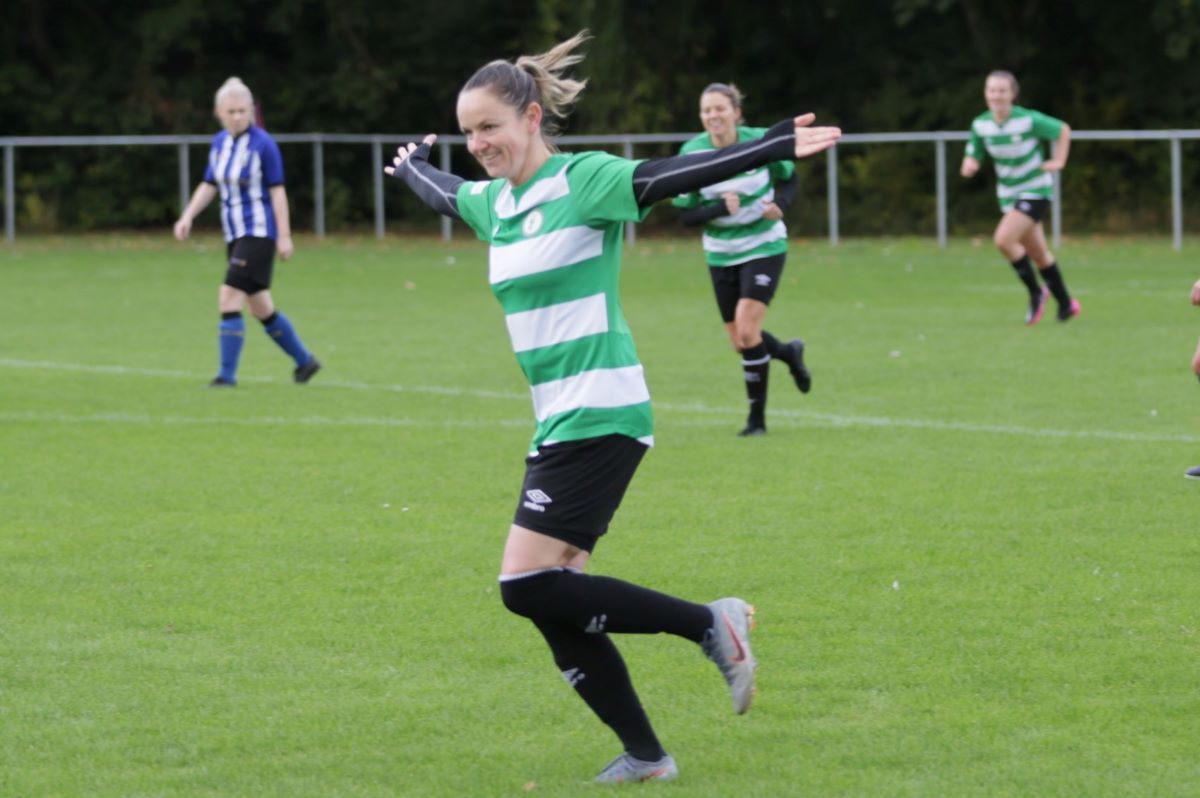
[3,130,1198,249]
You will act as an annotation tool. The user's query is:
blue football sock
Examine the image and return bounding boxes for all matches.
[262,311,312,367]
[218,313,245,383]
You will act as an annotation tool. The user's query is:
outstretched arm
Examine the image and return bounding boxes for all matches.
[633,114,840,208]
[384,134,464,220]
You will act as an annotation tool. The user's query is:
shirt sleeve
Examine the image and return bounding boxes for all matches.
[260,134,285,186]
[1030,110,1065,141]
[965,125,986,163]
[567,152,654,225]
[768,158,796,182]
[455,180,496,243]
[202,135,220,184]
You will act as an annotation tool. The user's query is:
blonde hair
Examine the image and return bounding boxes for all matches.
[214,76,253,108]
[461,31,590,144]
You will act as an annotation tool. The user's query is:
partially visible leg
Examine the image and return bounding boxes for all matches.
[213,284,248,386]
[1022,223,1079,321]
[994,211,1047,323]
[733,298,770,436]
[248,289,320,380]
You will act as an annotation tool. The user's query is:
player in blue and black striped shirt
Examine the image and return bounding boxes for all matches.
[174,77,320,387]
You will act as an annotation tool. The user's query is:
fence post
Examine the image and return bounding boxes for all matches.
[936,138,948,248]
[372,138,385,240]
[623,139,636,247]
[1171,137,1183,251]
[827,145,839,247]
[4,144,13,243]
[177,141,190,215]
[439,141,452,243]
[313,138,325,238]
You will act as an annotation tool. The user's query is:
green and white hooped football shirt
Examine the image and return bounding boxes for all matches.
[965,105,1064,213]
[456,151,654,454]
[672,126,795,267]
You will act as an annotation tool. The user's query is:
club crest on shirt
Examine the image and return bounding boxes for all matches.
[522,209,544,236]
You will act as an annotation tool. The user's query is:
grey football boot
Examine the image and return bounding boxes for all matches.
[702,597,758,714]
[593,752,678,784]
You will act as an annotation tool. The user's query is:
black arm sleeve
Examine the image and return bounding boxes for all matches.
[631,118,796,209]
[772,172,798,212]
[387,142,464,221]
[678,203,729,227]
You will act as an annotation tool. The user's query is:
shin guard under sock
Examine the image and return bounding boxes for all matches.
[740,342,770,428]
[534,619,665,762]
[500,568,712,642]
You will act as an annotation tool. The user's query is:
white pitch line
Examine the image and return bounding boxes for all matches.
[0,410,532,430]
[2,356,1198,444]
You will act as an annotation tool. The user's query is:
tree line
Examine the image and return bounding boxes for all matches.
[3,0,1199,236]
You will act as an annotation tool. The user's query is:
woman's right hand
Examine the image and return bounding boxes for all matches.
[722,192,741,214]
[384,133,438,177]
[961,157,980,178]
[1191,279,1200,306]
[173,217,191,241]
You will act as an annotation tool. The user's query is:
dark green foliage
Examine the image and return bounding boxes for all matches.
[3,0,1199,234]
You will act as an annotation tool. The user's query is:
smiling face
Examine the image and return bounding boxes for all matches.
[984,74,1017,121]
[457,87,547,185]
[215,91,253,137]
[700,90,742,147]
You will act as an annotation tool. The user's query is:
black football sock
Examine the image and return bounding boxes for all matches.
[534,619,666,762]
[1038,263,1072,307]
[760,330,789,360]
[741,342,770,428]
[1009,255,1042,298]
[501,569,713,642]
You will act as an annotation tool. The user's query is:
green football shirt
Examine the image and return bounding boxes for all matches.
[965,105,1064,213]
[671,126,795,266]
[456,151,654,453]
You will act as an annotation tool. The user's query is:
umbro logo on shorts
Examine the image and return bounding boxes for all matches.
[230,257,247,268]
[755,274,772,286]
[526,489,552,504]
[1017,201,1031,211]
[522,488,553,513]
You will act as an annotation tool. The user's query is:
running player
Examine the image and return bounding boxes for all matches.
[174,77,321,387]
[674,82,812,437]
[385,32,840,783]
[961,70,1080,325]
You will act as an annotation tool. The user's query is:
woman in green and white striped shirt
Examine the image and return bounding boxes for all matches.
[961,70,1080,324]
[674,83,813,436]
[385,32,841,784]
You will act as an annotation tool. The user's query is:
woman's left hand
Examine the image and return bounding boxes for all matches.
[1041,159,1066,173]
[277,234,294,261]
[762,202,784,221]
[1191,279,1200,306]
[792,113,841,158]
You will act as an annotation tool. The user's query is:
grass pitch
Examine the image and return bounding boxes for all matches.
[2,233,1199,797]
